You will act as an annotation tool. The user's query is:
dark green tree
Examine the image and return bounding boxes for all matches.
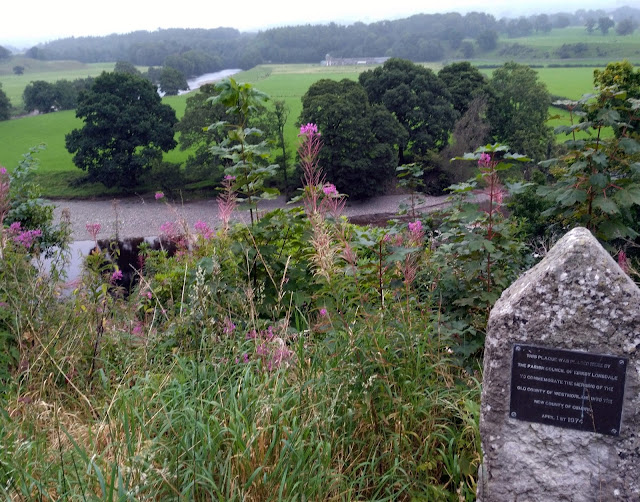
[114,61,141,75]
[615,19,635,36]
[459,41,475,59]
[592,60,640,138]
[477,29,498,51]
[487,62,553,161]
[65,72,178,188]
[272,100,291,190]
[359,58,457,162]
[299,79,404,199]
[598,17,615,35]
[175,83,228,180]
[0,84,11,121]
[159,66,189,96]
[52,80,78,110]
[585,18,596,33]
[208,78,279,223]
[533,14,552,33]
[13,65,24,75]
[438,62,489,116]
[0,46,10,60]
[23,81,57,113]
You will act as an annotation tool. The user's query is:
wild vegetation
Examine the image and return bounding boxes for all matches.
[1,9,640,497]
[1,58,639,499]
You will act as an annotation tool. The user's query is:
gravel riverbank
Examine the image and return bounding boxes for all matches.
[50,193,454,241]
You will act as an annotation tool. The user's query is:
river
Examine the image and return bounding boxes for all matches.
[179,69,243,95]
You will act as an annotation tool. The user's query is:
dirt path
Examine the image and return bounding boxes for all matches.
[50,193,456,241]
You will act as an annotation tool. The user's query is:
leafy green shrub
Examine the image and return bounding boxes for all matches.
[421,145,531,359]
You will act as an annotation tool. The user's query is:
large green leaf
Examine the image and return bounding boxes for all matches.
[589,173,608,189]
[558,188,587,206]
[619,138,640,155]
[592,197,618,214]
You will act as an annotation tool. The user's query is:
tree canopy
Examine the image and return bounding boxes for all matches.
[159,66,189,95]
[486,62,553,161]
[23,81,58,113]
[438,62,489,116]
[0,84,11,121]
[299,79,405,199]
[175,83,228,179]
[615,18,636,36]
[65,72,178,188]
[359,58,457,161]
[598,17,615,35]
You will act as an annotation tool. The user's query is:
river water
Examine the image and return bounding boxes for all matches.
[179,69,243,95]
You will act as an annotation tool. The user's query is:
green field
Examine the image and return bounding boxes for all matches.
[0,59,628,197]
[0,59,117,111]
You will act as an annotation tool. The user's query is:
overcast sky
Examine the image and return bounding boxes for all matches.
[2,0,620,48]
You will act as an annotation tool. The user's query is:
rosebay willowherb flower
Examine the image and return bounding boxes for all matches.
[217,175,237,233]
[0,166,9,227]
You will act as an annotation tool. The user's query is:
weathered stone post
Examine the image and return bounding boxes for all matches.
[478,227,640,501]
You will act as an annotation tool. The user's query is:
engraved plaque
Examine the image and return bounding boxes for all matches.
[510,344,628,436]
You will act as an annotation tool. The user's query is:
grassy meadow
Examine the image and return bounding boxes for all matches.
[0,59,117,111]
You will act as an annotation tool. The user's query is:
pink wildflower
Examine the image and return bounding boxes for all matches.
[110,269,123,283]
[9,221,21,233]
[299,123,319,136]
[86,222,101,242]
[618,250,629,274]
[223,317,236,335]
[322,184,338,197]
[155,191,164,200]
[0,168,9,226]
[146,291,152,299]
[194,220,214,240]
[159,221,176,237]
[13,229,42,248]
[319,308,327,317]
[479,152,492,168]
[408,220,422,234]
[217,176,237,233]
[408,220,425,246]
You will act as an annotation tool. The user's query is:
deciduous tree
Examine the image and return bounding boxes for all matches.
[159,66,189,95]
[23,81,57,113]
[0,84,11,120]
[487,62,553,161]
[175,83,228,180]
[438,62,489,116]
[615,18,635,36]
[359,58,457,162]
[299,79,404,199]
[477,29,498,51]
[598,17,615,35]
[65,72,177,188]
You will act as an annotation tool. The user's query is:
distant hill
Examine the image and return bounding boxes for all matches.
[20,6,640,72]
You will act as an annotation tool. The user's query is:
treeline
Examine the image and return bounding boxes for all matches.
[24,28,258,72]
[18,7,640,70]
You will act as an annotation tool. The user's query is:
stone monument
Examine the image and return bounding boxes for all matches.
[478,227,640,501]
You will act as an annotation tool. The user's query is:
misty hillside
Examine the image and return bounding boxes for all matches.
[15,6,640,73]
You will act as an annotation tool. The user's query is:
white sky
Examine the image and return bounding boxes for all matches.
[2,0,619,48]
